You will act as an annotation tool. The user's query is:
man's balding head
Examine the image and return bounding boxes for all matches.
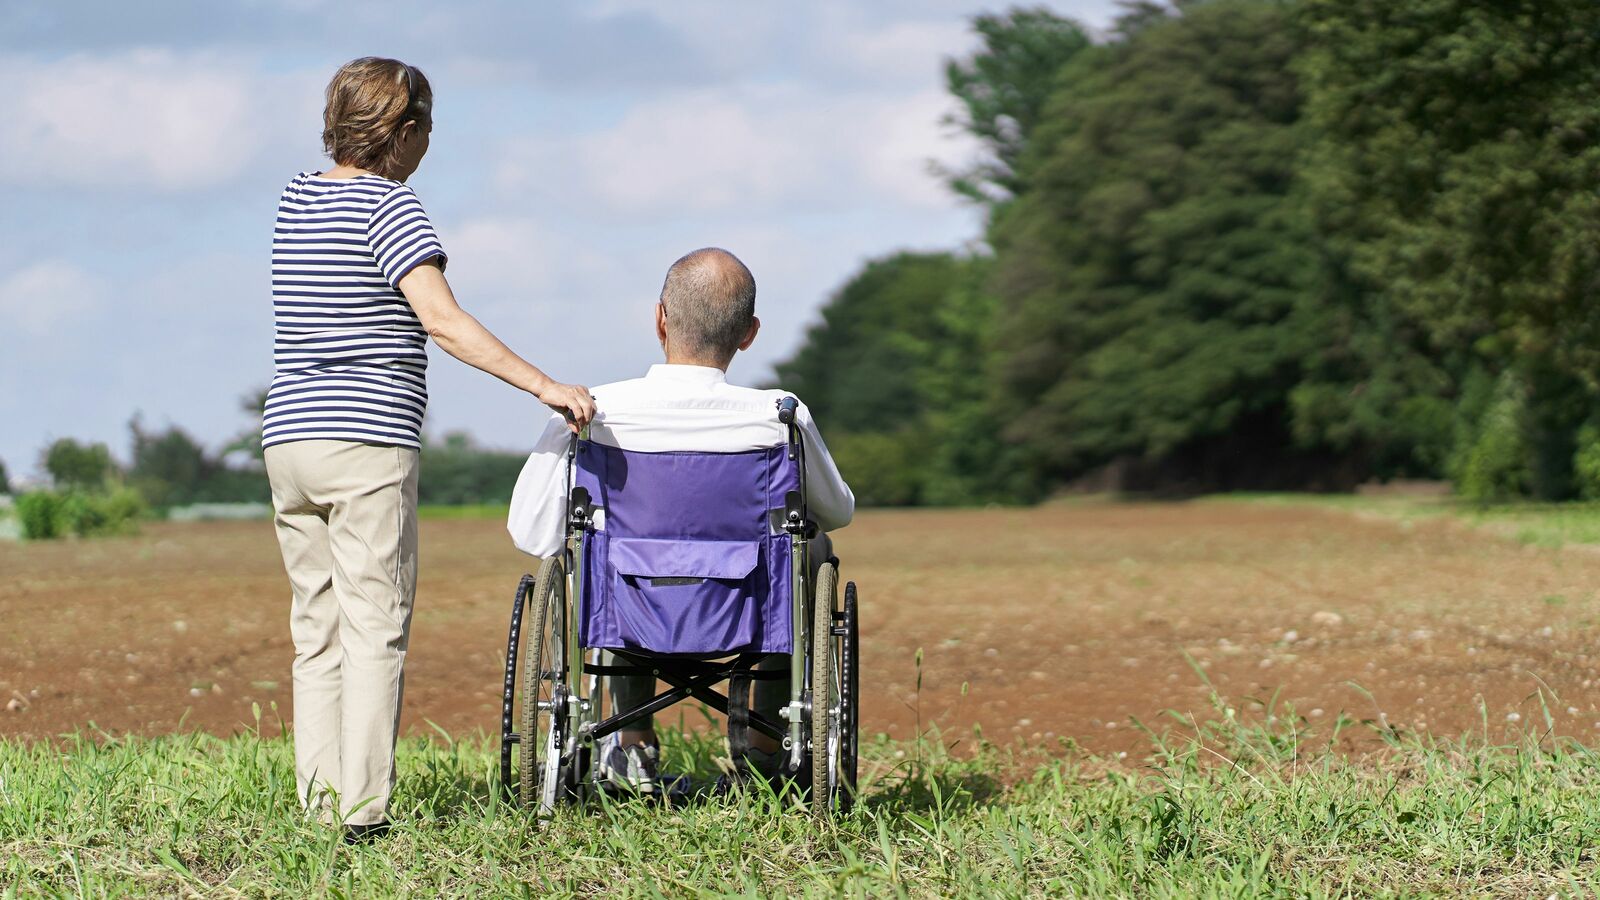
[657,248,759,367]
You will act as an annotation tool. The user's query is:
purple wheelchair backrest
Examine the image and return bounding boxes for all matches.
[573,440,799,655]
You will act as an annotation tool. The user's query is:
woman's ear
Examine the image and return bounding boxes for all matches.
[738,316,761,351]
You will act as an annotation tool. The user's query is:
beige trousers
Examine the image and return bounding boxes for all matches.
[265,439,419,826]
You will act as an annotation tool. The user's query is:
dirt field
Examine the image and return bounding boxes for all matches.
[5,502,1600,754]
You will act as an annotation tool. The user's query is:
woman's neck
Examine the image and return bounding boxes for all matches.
[320,163,380,180]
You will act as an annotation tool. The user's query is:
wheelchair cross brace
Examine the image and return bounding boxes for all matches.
[580,650,787,745]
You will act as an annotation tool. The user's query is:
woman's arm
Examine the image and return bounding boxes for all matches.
[399,261,595,429]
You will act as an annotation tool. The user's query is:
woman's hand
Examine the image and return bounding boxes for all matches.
[536,381,596,432]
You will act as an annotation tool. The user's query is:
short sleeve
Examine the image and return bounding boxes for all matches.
[368,184,448,288]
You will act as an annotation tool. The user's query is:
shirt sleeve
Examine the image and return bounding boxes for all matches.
[368,184,447,288]
[507,413,574,558]
[796,401,855,532]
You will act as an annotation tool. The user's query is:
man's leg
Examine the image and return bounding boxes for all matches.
[600,650,660,791]
[749,532,834,760]
[603,651,657,746]
[267,444,342,821]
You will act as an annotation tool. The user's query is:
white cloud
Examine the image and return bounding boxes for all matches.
[0,49,315,190]
[825,19,974,83]
[0,260,105,336]
[440,215,627,325]
[496,85,976,217]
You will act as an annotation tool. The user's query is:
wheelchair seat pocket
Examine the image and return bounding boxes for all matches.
[604,537,766,654]
[610,538,760,581]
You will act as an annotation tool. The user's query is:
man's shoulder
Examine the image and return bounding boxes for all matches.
[590,376,654,401]
[591,375,800,408]
[718,381,798,404]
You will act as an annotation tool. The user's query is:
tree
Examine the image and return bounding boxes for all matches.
[986,0,1323,488]
[42,438,114,490]
[128,419,214,509]
[1297,0,1600,377]
[0,457,9,494]
[223,387,269,462]
[772,252,1030,505]
[943,6,1092,204]
[126,415,272,509]
[776,252,969,434]
[417,432,527,505]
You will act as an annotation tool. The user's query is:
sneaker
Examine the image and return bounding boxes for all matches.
[597,735,660,794]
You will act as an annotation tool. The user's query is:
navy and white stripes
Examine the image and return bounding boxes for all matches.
[263,172,446,450]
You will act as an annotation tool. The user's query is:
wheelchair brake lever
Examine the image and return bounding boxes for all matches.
[568,486,594,528]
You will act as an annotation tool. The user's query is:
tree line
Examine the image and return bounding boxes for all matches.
[773,0,1600,506]
[6,392,530,538]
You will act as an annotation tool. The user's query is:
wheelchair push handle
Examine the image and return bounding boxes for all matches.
[776,395,799,425]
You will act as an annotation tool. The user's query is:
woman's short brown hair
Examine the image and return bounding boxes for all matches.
[321,57,432,178]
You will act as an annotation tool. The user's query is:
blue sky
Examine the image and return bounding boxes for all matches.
[0,0,1120,478]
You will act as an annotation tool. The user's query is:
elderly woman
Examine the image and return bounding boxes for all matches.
[263,57,593,840]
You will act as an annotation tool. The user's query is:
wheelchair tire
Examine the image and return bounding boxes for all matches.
[499,573,535,802]
[519,556,569,813]
[811,560,839,818]
[839,580,860,813]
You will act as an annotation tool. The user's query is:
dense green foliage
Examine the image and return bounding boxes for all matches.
[942,7,1092,203]
[12,422,528,539]
[14,487,145,540]
[776,0,1600,504]
[988,0,1319,489]
[1299,0,1600,373]
[129,420,269,510]
[417,432,527,506]
[7,716,1600,894]
[42,438,114,490]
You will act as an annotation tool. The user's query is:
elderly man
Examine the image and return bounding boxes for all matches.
[507,247,854,793]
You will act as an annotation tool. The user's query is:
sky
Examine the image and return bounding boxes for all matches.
[0,0,1122,478]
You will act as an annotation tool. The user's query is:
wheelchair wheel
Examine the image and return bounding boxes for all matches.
[838,580,860,812]
[519,556,572,813]
[810,560,844,818]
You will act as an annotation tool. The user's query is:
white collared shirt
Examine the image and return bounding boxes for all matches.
[507,364,855,558]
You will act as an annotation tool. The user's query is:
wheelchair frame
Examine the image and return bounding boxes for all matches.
[499,396,860,817]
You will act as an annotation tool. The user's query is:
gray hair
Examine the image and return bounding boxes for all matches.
[659,248,757,362]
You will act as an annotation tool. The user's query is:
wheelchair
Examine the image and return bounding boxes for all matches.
[499,396,860,817]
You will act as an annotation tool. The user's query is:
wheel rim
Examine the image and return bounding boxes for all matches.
[519,559,566,810]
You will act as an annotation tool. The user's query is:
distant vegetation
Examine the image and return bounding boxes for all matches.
[5,393,528,539]
[776,0,1600,504]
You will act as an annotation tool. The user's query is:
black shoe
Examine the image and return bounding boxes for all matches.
[343,820,392,844]
[712,747,785,795]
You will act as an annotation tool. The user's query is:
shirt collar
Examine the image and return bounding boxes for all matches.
[646,364,728,385]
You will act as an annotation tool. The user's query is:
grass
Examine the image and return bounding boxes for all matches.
[1214,492,1600,549]
[418,504,511,521]
[6,700,1600,897]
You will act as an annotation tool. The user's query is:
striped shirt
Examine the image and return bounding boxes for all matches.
[263,172,447,450]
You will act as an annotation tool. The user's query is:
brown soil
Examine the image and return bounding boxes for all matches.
[4,502,1599,756]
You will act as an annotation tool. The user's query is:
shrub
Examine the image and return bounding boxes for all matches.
[1573,424,1600,500]
[64,488,145,537]
[827,431,928,507]
[15,488,144,540]
[16,492,65,540]
[1453,374,1532,503]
